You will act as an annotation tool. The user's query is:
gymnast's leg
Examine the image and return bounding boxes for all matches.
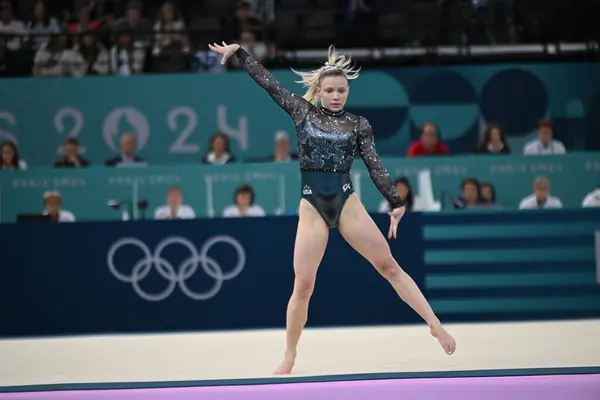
[338,195,456,355]
[274,199,330,374]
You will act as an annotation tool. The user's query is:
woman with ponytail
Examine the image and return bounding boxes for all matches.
[208,41,456,374]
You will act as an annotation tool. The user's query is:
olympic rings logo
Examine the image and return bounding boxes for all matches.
[107,235,245,301]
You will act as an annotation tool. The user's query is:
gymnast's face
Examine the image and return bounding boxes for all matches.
[318,75,349,112]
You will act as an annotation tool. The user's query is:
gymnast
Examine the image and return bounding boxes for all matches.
[208,41,456,375]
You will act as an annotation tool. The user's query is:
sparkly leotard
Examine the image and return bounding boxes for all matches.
[235,48,405,227]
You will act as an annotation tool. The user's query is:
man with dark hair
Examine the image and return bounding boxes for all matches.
[523,118,566,155]
[54,138,90,167]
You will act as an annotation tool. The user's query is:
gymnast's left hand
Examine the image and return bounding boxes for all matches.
[387,206,406,239]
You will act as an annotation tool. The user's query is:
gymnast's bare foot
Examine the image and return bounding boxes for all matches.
[273,352,296,375]
[430,324,456,355]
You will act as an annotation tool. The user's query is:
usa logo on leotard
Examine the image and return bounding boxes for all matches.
[303,185,312,195]
[107,236,245,301]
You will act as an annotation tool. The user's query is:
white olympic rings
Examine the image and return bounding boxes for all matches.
[107,235,246,301]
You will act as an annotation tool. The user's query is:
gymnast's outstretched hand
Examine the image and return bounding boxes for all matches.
[208,41,240,64]
[387,206,406,239]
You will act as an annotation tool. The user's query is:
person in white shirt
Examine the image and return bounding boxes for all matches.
[154,187,196,220]
[223,184,266,217]
[42,190,76,222]
[0,2,28,50]
[582,186,600,208]
[518,176,563,210]
[523,119,566,155]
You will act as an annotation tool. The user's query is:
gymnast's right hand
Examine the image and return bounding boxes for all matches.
[208,42,241,65]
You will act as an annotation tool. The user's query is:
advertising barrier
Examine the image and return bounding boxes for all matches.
[1,209,599,338]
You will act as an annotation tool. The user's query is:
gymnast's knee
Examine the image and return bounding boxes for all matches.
[376,253,404,281]
[293,277,315,300]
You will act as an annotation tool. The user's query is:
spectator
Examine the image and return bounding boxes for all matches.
[115,2,152,46]
[67,5,101,33]
[154,186,196,220]
[518,176,563,209]
[54,137,89,167]
[452,178,482,209]
[201,132,237,165]
[153,1,186,52]
[474,123,511,154]
[0,1,28,50]
[523,119,566,155]
[105,132,146,166]
[272,131,297,162]
[480,182,501,208]
[226,0,263,42]
[0,34,17,76]
[582,185,600,208]
[378,177,418,212]
[26,1,60,50]
[223,184,266,217]
[109,31,146,75]
[230,28,267,69]
[41,190,75,222]
[32,32,73,77]
[407,123,450,157]
[69,32,109,76]
[0,140,27,170]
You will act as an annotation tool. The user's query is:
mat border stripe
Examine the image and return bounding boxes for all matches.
[2,367,599,393]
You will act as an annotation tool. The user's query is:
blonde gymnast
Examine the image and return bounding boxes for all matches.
[209,42,456,375]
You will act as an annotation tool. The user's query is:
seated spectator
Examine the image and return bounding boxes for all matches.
[582,185,600,208]
[378,177,419,212]
[272,131,297,162]
[523,119,566,155]
[518,176,563,209]
[226,0,264,42]
[0,34,18,76]
[153,2,186,53]
[0,140,27,170]
[201,132,237,165]
[54,137,89,167]
[0,2,28,50]
[69,32,109,76]
[479,182,502,208]
[154,187,196,220]
[115,2,152,47]
[223,184,266,217]
[26,1,60,50]
[229,28,267,69]
[105,132,146,167]
[32,32,73,77]
[474,123,511,154]
[407,123,450,157]
[452,178,483,209]
[67,5,101,33]
[109,31,146,75]
[41,190,75,222]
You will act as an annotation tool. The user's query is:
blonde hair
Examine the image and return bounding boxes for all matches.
[291,45,360,105]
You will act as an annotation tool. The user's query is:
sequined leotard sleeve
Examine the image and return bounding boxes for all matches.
[357,117,406,209]
[234,47,312,125]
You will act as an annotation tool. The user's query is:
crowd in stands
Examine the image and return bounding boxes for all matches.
[1,0,598,221]
[3,115,599,221]
[1,0,597,77]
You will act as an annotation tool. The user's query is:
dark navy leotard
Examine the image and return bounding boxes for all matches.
[235,48,406,227]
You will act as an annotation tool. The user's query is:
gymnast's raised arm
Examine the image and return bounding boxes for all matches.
[208,42,311,126]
